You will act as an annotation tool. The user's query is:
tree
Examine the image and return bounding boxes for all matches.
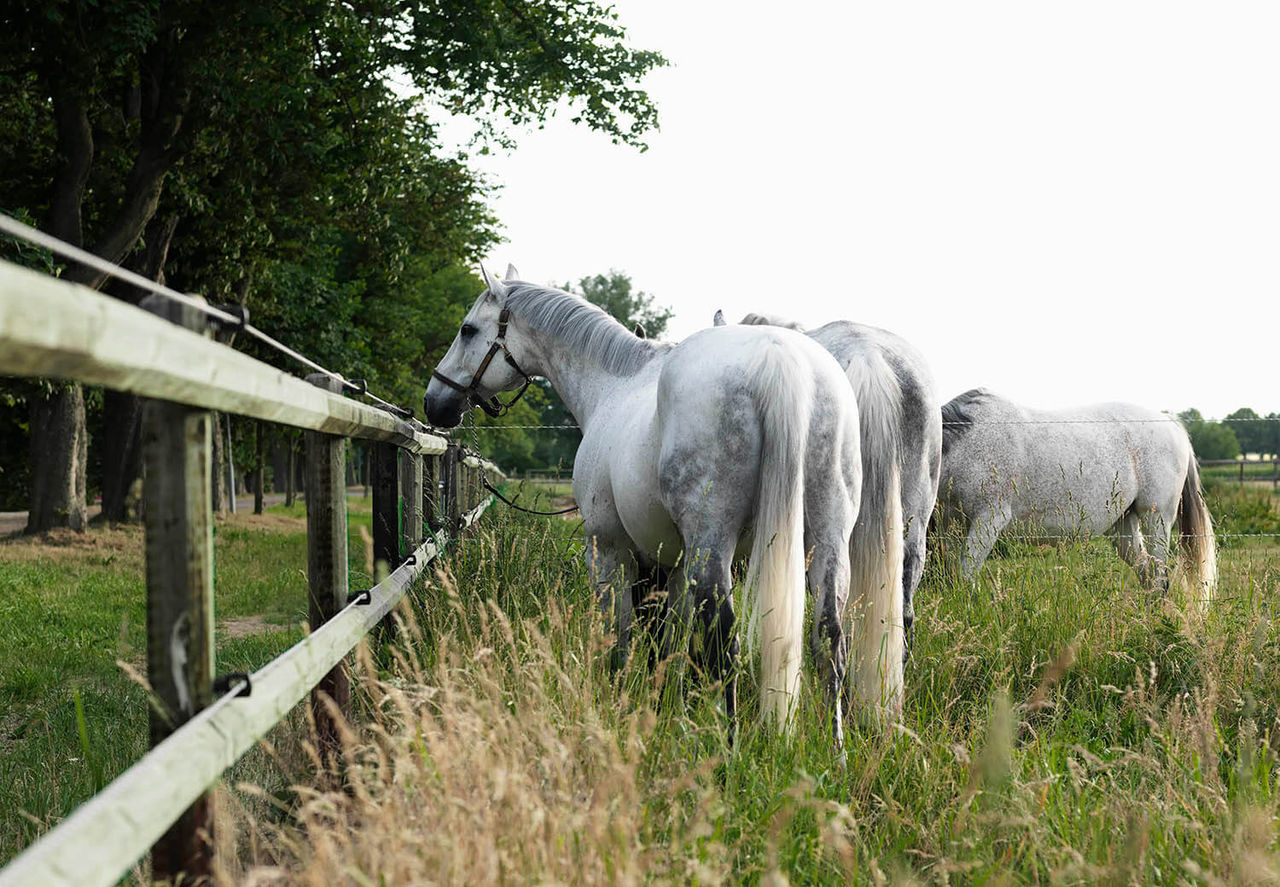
[1265,414,1280,458]
[0,0,666,528]
[1179,409,1241,460]
[564,271,674,339]
[1224,407,1266,456]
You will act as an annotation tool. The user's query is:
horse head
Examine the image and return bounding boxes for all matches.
[423,264,533,428]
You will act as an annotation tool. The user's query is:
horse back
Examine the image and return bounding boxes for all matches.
[940,392,1191,530]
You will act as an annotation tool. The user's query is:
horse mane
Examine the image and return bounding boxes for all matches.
[505,283,670,375]
[941,388,992,451]
[739,311,806,331]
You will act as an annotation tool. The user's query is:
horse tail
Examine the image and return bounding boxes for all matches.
[846,356,906,718]
[744,344,810,731]
[1178,453,1217,609]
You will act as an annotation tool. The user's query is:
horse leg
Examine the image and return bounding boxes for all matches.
[902,511,929,663]
[808,537,851,750]
[1138,505,1175,594]
[586,534,639,670]
[684,542,740,742]
[961,505,1011,582]
[1108,509,1155,586]
[659,561,693,662]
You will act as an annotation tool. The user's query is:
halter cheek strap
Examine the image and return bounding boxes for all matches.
[431,307,534,418]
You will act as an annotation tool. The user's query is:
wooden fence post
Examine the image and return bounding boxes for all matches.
[371,442,402,574]
[304,374,349,774]
[442,444,461,533]
[424,454,440,535]
[405,451,423,553]
[140,295,216,883]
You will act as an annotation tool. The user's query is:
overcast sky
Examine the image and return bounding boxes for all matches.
[452,1,1278,420]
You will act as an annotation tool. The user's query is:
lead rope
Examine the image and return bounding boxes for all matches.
[468,408,580,516]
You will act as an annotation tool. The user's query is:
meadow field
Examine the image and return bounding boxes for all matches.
[1,482,1279,883]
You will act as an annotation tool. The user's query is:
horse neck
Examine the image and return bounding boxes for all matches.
[514,320,650,430]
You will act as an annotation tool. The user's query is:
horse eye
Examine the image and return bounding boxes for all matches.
[460,323,477,338]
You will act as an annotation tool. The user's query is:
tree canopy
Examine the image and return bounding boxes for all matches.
[562,270,674,339]
[1223,407,1275,457]
[1179,409,1242,461]
[0,0,666,524]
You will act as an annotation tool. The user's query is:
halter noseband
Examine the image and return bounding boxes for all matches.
[431,307,533,418]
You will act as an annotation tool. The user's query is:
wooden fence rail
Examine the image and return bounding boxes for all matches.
[0,261,444,454]
[1198,457,1280,487]
[0,258,505,886]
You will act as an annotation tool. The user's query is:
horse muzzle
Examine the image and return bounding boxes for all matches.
[423,385,465,428]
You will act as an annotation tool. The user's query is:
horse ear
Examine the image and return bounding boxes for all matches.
[479,266,507,301]
[713,309,726,327]
[504,263,520,281]
[632,322,646,339]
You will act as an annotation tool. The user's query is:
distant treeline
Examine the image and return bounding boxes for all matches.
[1179,408,1280,460]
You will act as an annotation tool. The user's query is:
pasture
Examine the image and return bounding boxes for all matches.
[3,481,1278,882]
[0,498,378,866]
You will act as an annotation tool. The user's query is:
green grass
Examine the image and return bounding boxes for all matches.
[5,493,1280,882]
[238,507,1280,883]
[1204,480,1280,542]
[505,477,576,505]
[1201,461,1280,482]
[0,497,376,865]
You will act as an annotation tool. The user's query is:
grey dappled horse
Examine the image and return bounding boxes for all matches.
[718,310,942,664]
[425,268,899,745]
[938,389,1217,606]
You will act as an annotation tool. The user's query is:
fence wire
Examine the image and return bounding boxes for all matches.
[0,212,417,421]
[476,418,1280,429]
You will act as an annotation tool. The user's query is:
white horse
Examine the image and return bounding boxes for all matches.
[718,310,940,664]
[938,389,1217,605]
[425,268,901,742]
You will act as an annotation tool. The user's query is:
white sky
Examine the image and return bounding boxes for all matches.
[455,1,1279,419]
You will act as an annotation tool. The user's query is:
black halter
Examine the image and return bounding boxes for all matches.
[431,307,533,418]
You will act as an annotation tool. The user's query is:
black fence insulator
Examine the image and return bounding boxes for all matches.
[382,402,414,420]
[404,553,417,567]
[213,672,252,699]
[345,378,369,396]
[348,589,372,606]
[208,304,249,334]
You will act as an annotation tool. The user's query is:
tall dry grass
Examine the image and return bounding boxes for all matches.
[216,510,1280,885]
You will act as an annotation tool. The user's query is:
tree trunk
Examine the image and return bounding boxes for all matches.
[271,441,288,493]
[28,47,188,531]
[98,215,179,524]
[75,41,188,291]
[99,390,144,522]
[26,386,88,534]
[254,421,265,515]
[285,438,296,507]
[210,411,226,516]
[26,82,94,534]
[363,445,371,499]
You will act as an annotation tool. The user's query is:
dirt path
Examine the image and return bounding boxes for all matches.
[0,499,294,537]
[0,487,378,538]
